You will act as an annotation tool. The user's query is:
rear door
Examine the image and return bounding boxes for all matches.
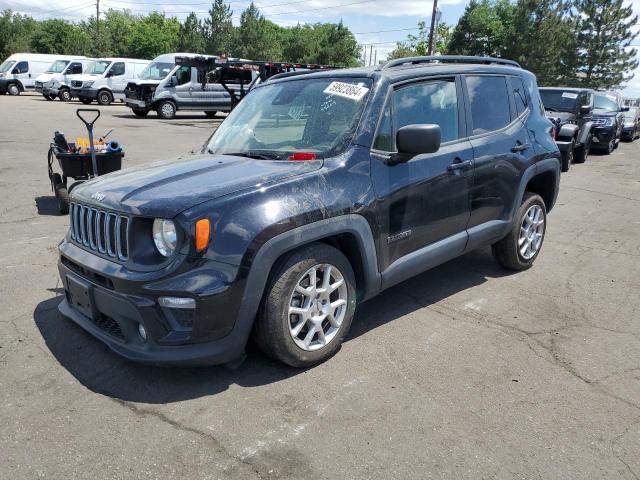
[370,76,473,270]
[463,74,533,239]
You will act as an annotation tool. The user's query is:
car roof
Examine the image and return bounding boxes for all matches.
[268,62,529,86]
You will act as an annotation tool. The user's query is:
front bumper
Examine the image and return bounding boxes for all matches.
[70,88,98,100]
[622,126,636,138]
[125,98,152,109]
[591,126,617,146]
[0,78,11,93]
[57,240,249,366]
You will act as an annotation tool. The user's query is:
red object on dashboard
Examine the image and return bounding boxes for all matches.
[288,152,317,161]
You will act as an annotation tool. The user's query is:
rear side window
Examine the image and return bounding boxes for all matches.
[466,75,511,134]
[13,61,28,74]
[395,80,459,143]
[510,77,528,117]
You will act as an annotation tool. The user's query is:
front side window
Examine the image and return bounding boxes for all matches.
[466,75,511,134]
[0,60,16,73]
[13,61,28,74]
[206,77,372,159]
[109,62,125,77]
[174,66,191,85]
[66,62,83,75]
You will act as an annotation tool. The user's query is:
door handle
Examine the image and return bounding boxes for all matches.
[447,159,472,172]
[511,142,531,152]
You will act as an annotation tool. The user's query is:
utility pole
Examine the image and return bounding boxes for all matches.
[368,45,373,66]
[362,45,368,66]
[373,50,377,66]
[96,0,100,52]
[427,0,438,55]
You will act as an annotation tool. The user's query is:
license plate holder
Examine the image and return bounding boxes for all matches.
[66,276,95,320]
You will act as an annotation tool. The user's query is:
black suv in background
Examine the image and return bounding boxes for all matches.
[591,91,628,153]
[57,56,561,367]
[539,87,594,171]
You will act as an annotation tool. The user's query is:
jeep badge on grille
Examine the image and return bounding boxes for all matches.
[91,192,106,201]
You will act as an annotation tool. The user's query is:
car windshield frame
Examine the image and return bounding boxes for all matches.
[205,76,373,160]
[0,60,16,73]
[594,94,619,112]
[540,90,579,113]
[46,60,70,74]
[86,60,112,75]
[138,61,175,80]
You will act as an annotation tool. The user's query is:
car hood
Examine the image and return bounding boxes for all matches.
[70,154,323,217]
[129,79,162,87]
[36,73,54,83]
[71,74,101,82]
[593,108,618,117]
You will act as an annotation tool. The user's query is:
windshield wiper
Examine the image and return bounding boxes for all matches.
[545,107,560,112]
[209,150,284,160]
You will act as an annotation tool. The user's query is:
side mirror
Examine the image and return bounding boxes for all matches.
[621,106,630,112]
[388,124,441,165]
[580,105,592,115]
[168,75,178,87]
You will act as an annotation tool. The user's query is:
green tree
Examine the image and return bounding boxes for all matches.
[503,0,574,85]
[204,0,234,56]
[0,10,38,59]
[29,19,92,55]
[178,12,206,53]
[447,0,514,56]
[127,12,180,59]
[99,10,136,57]
[571,0,639,89]
[388,21,452,59]
[237,3,282,60]
[309,22,360,66]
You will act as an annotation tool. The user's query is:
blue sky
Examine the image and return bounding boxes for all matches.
[1,0,639,97]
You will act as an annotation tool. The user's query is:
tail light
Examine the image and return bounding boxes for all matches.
[550,125,557,139]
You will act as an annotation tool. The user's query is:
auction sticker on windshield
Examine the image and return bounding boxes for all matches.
[324,82,369,101]
[562,92,578,99]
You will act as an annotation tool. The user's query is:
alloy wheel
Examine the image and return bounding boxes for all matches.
[518,205,545,260]
[287,264,348,351]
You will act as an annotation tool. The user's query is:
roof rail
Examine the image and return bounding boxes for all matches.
[377,55,521,71]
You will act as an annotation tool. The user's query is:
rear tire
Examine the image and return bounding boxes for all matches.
[253,243,357,367]
[58,88,71,102]
[492,192,547,271]
[51,173,69,215]
[157,100,177,119]
[97,90,113,106]
[561,139,574,172]
[7,83,20,96]
[574,140,589,164]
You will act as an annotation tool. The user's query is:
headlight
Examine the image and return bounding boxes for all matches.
[603,117,614,126]
[625,122,634,128]
[83,80,94,88]
[152,219,177,257]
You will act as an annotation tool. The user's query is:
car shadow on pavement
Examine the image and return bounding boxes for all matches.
[35,195,62,216]
[33,247,509,404]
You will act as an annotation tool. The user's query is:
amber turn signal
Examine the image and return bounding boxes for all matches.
[195,219,210,252]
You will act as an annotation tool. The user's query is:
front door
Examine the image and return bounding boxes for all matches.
[370,77,473,271]
[12,61,30,88]
[171,66,193,108]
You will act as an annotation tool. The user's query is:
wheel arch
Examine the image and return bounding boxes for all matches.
[523,160,560,213]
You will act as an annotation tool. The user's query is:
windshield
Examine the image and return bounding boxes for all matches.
[206,77,372,159]
[540,90,578,112]
[0,60,16,73]
[139,61,175,80]
[86,60,111,75]
[594,94,619,112]
[46,60,69,73]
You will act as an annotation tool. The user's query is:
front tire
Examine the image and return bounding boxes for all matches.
[97,90,113,106]
[132,108,149,117]
[205,111,217,118]
[574,140,589,164]
[58,88,71,102]
[253,243,357,367]
[80,98,93,105]
[492,192,546,271]
[156,100,177,119]
[561,139,574,172]
[7,83,20,96]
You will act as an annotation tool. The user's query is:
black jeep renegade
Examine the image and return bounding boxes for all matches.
[57,56,561,367]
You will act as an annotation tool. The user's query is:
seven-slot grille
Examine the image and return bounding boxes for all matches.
[69,203,130,261]
[592,116,609,127]
[71,80,83,88]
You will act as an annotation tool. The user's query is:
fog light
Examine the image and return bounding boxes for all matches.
[138,323,147,341]
[159,296,196,309]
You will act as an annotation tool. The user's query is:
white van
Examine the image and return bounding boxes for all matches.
[124,53,255,119]
[0,53,76,95]
[68,57,150,105]
[35,57,93,101]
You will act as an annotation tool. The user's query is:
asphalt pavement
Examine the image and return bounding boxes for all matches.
[1,93,639,479]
